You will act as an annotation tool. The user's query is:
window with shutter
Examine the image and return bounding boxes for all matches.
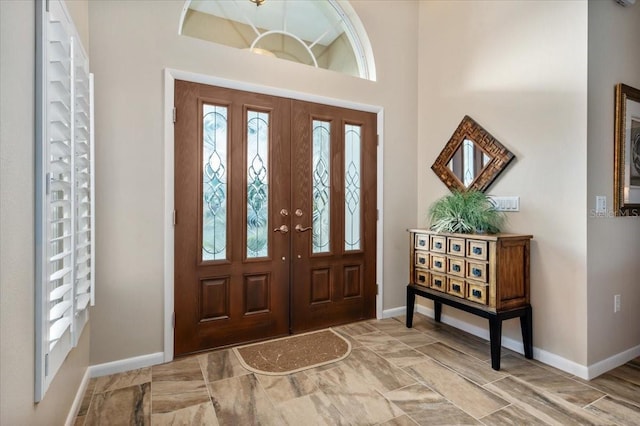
[35,0,95,402]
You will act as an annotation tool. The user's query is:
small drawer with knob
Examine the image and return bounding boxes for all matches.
[414,233,429,250]
[466,261,488,283]
[467,240,488,261]
[430,254,446,273]
[415,251,429,268]
[430,235,446,253]
[414,269,430,288]
[447,278,466,298]
[466,281,489,305]
[447,237,466,257]
[447,257,466,278]
[430,274,446,292]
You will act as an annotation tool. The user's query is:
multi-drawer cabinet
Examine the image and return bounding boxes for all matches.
[409,229,532,312]
[407,229,534,370]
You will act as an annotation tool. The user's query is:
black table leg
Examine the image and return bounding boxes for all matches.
[489,317,503,370]
[520,306,533,359]
[434,300,442,322]
[406,285,532,371]
[406,287,416,328]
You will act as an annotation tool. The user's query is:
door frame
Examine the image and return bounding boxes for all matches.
[162,68,384,363]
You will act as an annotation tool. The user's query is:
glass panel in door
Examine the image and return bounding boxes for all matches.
[202,105,228,261]
[344,124,361,251]
[312,120,331,254]
[246,111,270,259]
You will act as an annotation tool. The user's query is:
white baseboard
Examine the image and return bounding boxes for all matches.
[586,344,640,380]
[88,352,165,378]
[385,303,637,381]
[65,367,91,426]
[382,306,406,319]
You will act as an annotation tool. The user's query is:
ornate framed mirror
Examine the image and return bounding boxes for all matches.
[432,115,515,193]
[614,83,640,216]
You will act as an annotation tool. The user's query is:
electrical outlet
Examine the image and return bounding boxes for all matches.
[614,294,621,313]
[596,196,607,214]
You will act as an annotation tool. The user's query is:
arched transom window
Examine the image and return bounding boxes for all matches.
[180,0,376,80]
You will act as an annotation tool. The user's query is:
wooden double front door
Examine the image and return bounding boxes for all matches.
[174,81,377,356]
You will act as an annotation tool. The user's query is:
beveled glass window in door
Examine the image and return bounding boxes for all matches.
[247,111,270,258]
[344,124,361,251]
[202,104,228,261]
[312,120,330,254]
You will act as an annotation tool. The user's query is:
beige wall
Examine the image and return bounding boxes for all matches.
[417,1,589,365]
[66,0,90,50]
[0,1,90,424]
[587,1,640,365]
[87,0,418,364]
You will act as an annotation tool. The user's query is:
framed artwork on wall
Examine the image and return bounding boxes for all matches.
[614,83,640,216]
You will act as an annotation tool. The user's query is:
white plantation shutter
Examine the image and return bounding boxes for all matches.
[73,35,93,345]
[35,0,94,402]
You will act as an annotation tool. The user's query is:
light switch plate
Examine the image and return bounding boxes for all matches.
[596,196,607,214]
[488,196,520,212]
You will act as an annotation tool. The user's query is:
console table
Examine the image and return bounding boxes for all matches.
[406,229,533,370]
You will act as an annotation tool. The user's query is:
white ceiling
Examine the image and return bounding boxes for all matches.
[188,0,346,46]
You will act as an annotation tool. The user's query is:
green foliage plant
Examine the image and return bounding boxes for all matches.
[428,190,505,234]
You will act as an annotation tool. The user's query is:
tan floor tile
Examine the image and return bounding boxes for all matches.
[485,376,608,425]
[423,327,491,362]
[208,374,283,425]
[385,383,480,425]
[337,347,416,392]
[377,414,419,426]
[499,354,604,407]
[606,362,640,386]
[479,404,549,425]
[585,395,640,424]
[385,328,436,348]
[198,349,250,383]
[277,392,348,425]
[152,356,204,382]
[369,342,427,368]
[151,401,218,426]
[75,316,640,426]
[308,365,403,425]
[256,372,318,405]
[405,359,507,419]
[151,380,210,414]
[85,383,151,426]
[416,342,505,385]
[333,321,378,337]
[585,371,640,405]
[353,331,397,346]
[94,367,151,394]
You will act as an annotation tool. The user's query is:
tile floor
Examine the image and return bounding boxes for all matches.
[75,314,640,425]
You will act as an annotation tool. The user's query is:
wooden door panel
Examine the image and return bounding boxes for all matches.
[290,100,377,332]
[174,81,290,356]
[175,82,377,354]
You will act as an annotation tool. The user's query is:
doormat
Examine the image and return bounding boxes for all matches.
[232,329,351,376]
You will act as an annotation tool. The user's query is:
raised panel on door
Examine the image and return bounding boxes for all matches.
[174,81,290,356]
[290,100,377,332]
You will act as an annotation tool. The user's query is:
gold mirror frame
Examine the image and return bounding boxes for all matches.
[614,83,640,216]
[432,115,515,193]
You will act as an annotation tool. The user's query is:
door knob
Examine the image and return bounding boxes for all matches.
[295,224,312,232]
[295,209,304,217]
[273,225,289,233]
[280,209,289,216]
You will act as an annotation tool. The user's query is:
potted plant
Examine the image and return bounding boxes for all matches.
[428,190,505,234]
